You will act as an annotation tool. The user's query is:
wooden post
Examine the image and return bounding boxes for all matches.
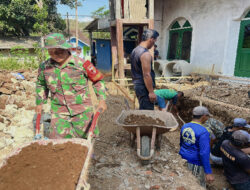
[89,31,93,55]
[109,0,115,20]
[115,0,121,19]
[124,0,129,19]
[148,19,154,58]
[110,26,118,81]
[148,0,154,19]
[116,19,125,82]
[75,0,78,47]
[67,12,70,41]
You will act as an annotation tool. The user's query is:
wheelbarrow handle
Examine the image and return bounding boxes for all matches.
[88,108,103,140]
[36,113,41,134]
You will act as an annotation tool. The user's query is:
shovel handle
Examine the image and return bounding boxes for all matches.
[36,113,41,134]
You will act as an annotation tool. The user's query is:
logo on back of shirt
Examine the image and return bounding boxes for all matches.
[182,128,196,144]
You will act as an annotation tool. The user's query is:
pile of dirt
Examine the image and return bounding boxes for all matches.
[0,142,87,190]
[190,81,250,109]
[124,114,165,126]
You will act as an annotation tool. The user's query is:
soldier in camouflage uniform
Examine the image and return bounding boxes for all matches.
[35,33,107,139]
[204,118,225,139]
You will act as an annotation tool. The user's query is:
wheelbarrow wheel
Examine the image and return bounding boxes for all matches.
[141,136,150,165]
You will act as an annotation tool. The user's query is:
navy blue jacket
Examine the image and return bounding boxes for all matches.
[179,122,212,174]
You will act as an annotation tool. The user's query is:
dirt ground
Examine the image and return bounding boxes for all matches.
[89,77,250,190]
[88,95,204,190]
[0,70,249,190]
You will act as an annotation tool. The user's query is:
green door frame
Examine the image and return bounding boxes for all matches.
[234,19,250,77]
[167,27,192,62]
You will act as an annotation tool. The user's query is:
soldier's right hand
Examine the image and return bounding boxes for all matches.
[35,105,43,114]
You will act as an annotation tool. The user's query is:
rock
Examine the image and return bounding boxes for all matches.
[21,81,35,93]
[150,185,160,190]
[0,123,6,131]
[0,137,6,149]
[5,138,14,146]
[0,95,8,109]
[0,88,11,95]
[3,83,16,92]
[14,100,24,108]
[176,186,186,190]
[0,116,4,123]
[145,182,151,189]
[99,157,106,163]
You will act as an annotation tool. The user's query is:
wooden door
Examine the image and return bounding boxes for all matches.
[234,20,250,77]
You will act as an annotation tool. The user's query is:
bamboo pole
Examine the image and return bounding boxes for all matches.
[112,81,134,103]
[75,0,78,47]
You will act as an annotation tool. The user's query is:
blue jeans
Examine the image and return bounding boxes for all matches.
[134,85,154,110]
[156,96,166,109]
[232,180,250,190]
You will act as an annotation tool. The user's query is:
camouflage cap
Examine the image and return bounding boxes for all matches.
[44,33,72,49]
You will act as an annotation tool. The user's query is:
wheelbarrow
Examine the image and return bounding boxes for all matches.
[0,109,102,190]
[116,110,178,164]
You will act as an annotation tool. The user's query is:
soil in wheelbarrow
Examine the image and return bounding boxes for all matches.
[124,114,165,126]
[0,142,88,190]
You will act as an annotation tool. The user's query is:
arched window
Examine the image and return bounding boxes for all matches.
[167,19,192,62]
[234,10,250,77]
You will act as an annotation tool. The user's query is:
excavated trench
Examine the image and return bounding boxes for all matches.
[169,96,246,190]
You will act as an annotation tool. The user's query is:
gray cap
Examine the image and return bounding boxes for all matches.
[193,106,211,116]
[232,130,250,144]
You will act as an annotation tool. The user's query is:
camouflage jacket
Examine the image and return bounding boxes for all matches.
[36,55,106,116]
[204,118,224,139]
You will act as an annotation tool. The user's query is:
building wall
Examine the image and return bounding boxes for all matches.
[154,0,250,76]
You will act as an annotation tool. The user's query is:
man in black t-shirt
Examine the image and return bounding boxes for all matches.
[221,130,250,190]
[210,118,250,165]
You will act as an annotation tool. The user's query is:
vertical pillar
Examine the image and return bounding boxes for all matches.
[138,25,143,45]
[148,0,154,19]
[110,26,118,81]
[116,19,125,82]
[148,20,155,58]
[89,32,93,55]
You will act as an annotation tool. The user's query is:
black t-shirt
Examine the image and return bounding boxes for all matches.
[211,126,233,157]
[221,140,250,184]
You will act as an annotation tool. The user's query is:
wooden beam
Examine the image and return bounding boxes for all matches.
[192,96,250,113]
[148,19,154,58]
[112,81,134,103]
[116,19,125,82]
[115,0,121,19]
[109,0,115,20]
[110,26,117,81]
[124,0,129,19]
[111,19,151,26]
[148,0,154,19]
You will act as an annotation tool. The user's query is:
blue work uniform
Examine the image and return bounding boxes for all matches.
[179,121,212,174]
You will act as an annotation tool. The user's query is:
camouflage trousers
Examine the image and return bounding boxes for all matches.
[48,111,99,139]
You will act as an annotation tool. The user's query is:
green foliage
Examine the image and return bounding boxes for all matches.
[10,46,29,57]
[0,0,85,37]
[0,58,39,70]
[91,6,110,19]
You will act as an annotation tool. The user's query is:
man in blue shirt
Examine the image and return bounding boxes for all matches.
[179,106,214,187]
